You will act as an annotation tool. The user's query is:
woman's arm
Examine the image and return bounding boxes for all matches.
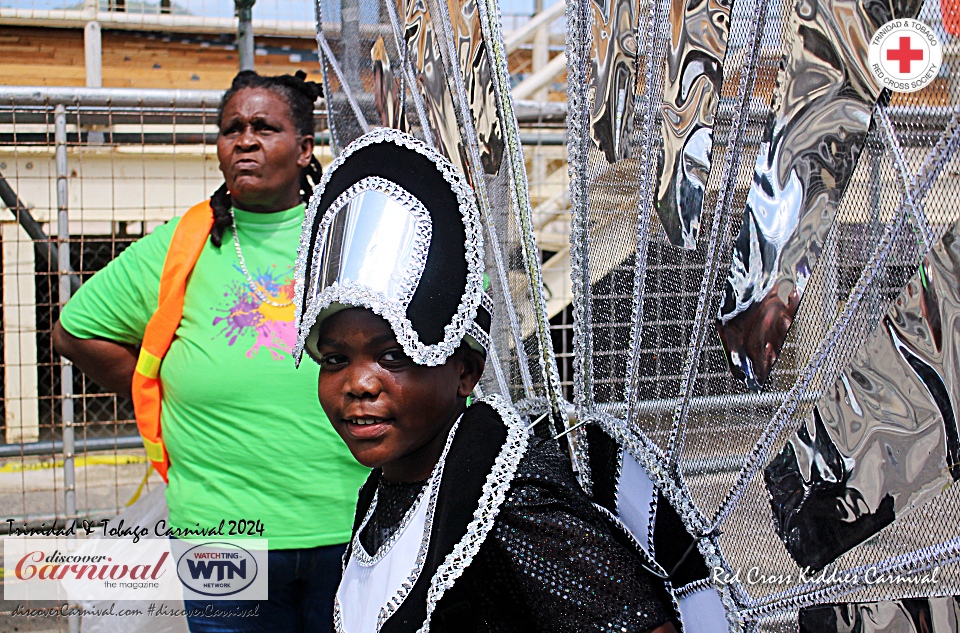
[52,321,138,399]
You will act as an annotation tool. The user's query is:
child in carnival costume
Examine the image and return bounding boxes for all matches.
[294,129,679,633]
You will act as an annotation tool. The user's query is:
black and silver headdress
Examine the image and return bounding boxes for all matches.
[294,128,490,367]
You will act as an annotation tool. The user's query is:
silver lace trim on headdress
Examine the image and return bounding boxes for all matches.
[300,175,433,364]
[313,176,433,312]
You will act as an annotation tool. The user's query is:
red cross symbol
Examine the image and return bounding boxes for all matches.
[887,35,924,73]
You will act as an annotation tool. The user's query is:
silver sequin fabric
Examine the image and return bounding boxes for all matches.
[361,437,674,632]
[360,479,428,555]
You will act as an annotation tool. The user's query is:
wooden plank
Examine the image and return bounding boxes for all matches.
[0,65,84,86]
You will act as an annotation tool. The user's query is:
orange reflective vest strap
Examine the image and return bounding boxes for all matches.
[131,200,215,482]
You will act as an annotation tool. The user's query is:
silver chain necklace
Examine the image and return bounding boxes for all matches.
[230,208,294,308]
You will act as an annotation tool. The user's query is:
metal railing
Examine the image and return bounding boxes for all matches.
[0,87,233,531]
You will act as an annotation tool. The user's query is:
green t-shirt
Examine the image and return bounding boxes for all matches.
[60,203,369,549]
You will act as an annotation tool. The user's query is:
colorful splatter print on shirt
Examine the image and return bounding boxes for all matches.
[213,264,298,361]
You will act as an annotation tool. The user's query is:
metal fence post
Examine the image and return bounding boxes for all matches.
[236,0,257,71]
[54,104,80,633]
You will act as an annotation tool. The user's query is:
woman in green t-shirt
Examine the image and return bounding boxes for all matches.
[53,71,369,633]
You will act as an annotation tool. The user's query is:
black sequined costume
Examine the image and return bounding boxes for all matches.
[348,401,675,633]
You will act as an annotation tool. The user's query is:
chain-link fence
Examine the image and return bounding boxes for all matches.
[0,88,303,532]
[0,86,573,534]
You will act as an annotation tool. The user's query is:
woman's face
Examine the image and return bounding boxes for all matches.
[217,87,314,213]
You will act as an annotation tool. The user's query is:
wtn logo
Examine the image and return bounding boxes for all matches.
[186,558,247,581]
[176,543,259,597]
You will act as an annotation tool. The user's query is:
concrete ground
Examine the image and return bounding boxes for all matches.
[0,451,161,526]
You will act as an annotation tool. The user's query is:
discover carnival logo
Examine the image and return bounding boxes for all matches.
[3,537,268,601]
[13,548,168,584]
[176,542,259,597]
[868,19,943,93]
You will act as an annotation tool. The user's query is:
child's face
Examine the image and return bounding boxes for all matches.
[315,308,482,481]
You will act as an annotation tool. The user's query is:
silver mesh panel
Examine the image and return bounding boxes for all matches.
[567,0,960,626]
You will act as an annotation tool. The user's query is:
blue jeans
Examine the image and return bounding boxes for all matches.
[182,543,346,633]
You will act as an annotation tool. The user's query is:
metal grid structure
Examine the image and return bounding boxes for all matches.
[564,0,960,623]
[0,85,571,531]
[0,88,280,531]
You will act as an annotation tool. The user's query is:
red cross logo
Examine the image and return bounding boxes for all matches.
[886,36,924,73]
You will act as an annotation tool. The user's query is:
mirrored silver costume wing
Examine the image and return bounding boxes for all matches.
[588,0,641,164]
[800,597,960,632]
[424,0,567,422]
[566,0,671,441]
[654,0,733,249]
[567,0,960,625]
[403,0,469,172]
[371,36,406,129]
[764,218,960,570]
[443,0,505,175]
[715,0,924,391]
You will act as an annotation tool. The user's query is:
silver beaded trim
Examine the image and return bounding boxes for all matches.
[645,483,659,559]
[564,0,596,492]
[303,280,474,367]
[299,176,434,363]
[461,291,493,353]
[592,412,743,633]
[376,415,460,629]
[466,321,491,356]
[593,502,664,574]
[675,577,714,599]
[294,128,485,367]
[593,501,685,630]
[473,0,568,425]
[479,290,494,317]
[739,536,960,620]
[416,394,529,633]
[351,484,429,568]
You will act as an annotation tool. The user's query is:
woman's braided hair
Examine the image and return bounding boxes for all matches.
[209,70,324,247]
